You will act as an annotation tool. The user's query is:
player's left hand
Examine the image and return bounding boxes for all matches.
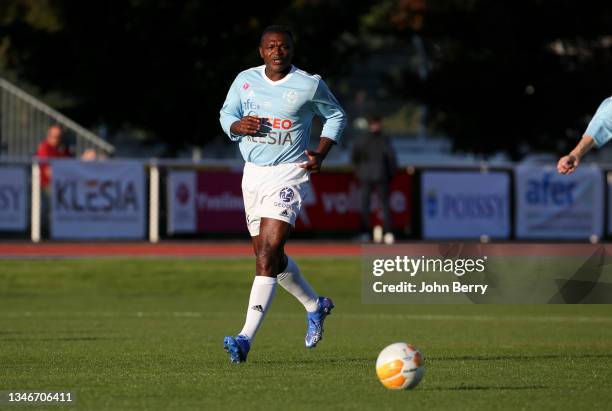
[299,150,323,173]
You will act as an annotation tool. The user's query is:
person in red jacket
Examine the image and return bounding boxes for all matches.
[36,124,71,189]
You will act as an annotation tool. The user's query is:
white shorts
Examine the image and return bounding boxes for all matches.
[242,162,310,236]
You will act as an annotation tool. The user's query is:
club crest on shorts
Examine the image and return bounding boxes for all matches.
[279,187,295,203]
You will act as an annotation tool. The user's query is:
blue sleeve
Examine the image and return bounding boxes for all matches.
[585,97,612,147]
[310,79,347,142]
[219,76,243,141]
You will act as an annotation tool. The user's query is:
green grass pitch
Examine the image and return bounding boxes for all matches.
[1,258,612,410]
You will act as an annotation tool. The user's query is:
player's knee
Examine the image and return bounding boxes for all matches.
[255,241,283,273]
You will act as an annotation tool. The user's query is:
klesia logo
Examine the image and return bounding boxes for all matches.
[54,178,139,212]
[279,187,295,203]
[176,183,190,205]
[243,82,250,90]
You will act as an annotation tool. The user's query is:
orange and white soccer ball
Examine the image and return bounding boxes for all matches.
[376,342,425,390]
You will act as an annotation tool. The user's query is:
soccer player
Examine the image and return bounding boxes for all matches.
[557,96,612,174]
[219,25,347,363]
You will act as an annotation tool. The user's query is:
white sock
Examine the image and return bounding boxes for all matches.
[277,256,319,313]
[239,276,277,341]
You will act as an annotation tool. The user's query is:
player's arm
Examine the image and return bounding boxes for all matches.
[557,135,595,175]
[301,79,347,173]
[558,98,612,175]
[302,137,335,173]
[219,76,260,140]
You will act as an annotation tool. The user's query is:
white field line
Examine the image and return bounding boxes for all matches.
[0,311,611,323]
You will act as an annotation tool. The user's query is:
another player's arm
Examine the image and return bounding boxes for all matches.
[557,135,595,175]
[301,79,347,173]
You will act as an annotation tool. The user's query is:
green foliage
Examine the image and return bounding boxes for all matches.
[0,0,372,154]
[2,1,611,155]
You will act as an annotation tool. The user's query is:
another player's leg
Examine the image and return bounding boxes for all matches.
[278,254,335,348]
[224,218,289,363]
[379,180,395,245]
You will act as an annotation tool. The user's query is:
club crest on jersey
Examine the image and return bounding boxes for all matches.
[279,187,295,203]
[283,90,298,105]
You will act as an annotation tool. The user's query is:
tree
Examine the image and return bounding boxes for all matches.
[1,0,372,156]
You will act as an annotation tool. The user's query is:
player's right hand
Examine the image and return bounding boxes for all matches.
[232,116,260,136]
[557,154,579,175]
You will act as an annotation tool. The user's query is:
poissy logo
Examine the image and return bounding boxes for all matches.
[279,187,295,203]
[426,190,438,217]
[427,190,505,219]
[525,173,576,206]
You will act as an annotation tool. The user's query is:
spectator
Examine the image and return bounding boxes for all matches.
[80,148,107,161]
[351,115,397,244]
[36,124,71,189]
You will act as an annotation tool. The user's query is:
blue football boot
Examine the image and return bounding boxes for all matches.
[223,335,251,363]
[305,297,335,348]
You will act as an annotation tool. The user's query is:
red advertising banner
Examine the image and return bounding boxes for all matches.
[295,171,412,232]
[172,169,412,233]
[196,170,246,233]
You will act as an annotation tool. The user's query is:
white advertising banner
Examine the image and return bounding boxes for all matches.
[51,160,145,239]
[0,166,28,231]
[515,165,603,239]
[422,171,511,239]
[167,170,196,233]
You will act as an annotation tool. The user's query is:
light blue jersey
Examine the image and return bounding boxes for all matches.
[585,96,612,147]
[219,65,346,166]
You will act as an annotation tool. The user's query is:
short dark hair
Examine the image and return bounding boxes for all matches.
[260,25,294,44]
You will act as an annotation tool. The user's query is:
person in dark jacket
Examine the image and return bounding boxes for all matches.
[351,115,397,243]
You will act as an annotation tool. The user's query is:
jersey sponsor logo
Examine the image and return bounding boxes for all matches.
[263,117,293,130]
[243,99,259,111]
[273,201,293,209]
[245,132,293,145]
[279,187,295,203]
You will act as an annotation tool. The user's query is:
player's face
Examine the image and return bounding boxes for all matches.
[259,32,293,74]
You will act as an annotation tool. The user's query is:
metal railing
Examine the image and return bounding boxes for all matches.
[0,77,115,157]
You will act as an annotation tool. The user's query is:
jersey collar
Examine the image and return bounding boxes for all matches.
[260,65,296,86]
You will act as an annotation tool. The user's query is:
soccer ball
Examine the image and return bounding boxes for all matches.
[376,342,425,390]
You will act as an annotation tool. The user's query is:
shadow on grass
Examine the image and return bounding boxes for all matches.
[255,357,371,365]
[432,353,612,362]
[0,336,113,341]
[424,385,548,391]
